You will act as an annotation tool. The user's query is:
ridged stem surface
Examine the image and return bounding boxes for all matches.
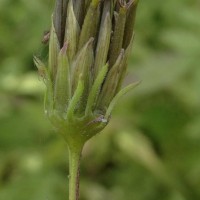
[68,144,83,200]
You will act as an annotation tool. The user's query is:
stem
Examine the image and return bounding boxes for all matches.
[68,145,83,200]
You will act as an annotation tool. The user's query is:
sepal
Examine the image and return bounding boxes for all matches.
[65,0,80,62]
[54,42,71,115]
[49,17,60,81]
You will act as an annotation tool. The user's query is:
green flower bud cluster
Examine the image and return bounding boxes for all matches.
[34,0,139,146]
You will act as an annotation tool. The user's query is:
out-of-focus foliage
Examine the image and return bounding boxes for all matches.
[0,0,200,199]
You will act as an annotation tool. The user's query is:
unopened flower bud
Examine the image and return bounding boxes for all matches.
[35,0,140,144]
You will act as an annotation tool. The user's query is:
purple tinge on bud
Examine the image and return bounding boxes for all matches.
[40,0,139,123]
[53,0,68,46]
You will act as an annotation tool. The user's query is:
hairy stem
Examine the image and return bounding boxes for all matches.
[68,145,83,200]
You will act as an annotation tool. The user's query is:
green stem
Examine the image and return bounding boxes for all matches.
[68,145,83,200]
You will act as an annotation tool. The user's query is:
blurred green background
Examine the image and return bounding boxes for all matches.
[0,0,200,199]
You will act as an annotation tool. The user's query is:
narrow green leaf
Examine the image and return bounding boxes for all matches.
[78,0,101,50]
[85,64,108,116]
[116,34,135,92]
[101,0,111,22]
[54,43,71,115]
[34,57,54,117]
[71,38,94,95]
[44,78,54,117]
[109,5,127,67]
[49,17,60,81]
[53,0,63,45]
[97,50,125,111]
[66,76,84,120]
[74,0,85,27]
[94,13,111,79]
[33,56,48,82]
[105,81,140,119]
[123,0,139,49]
[65,0,80,62]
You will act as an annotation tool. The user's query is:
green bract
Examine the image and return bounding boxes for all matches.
[34,0,139,147]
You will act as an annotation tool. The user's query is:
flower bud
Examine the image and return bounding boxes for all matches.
[35,0,140,143]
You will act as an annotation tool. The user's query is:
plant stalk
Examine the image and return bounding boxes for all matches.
[68,144,83,200]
